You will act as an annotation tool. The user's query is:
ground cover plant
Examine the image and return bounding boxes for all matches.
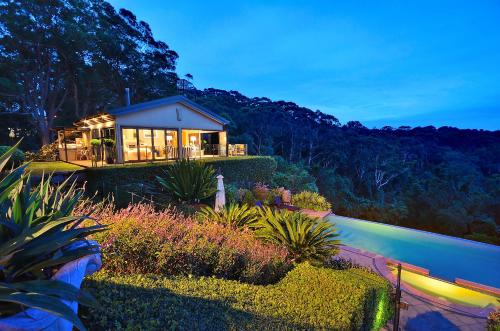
[82,263,392,330]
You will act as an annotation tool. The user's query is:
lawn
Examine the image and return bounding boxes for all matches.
[26,161,84,175]
[82,263,392,331]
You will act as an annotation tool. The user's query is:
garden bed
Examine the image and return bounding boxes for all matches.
[82,263,392,330]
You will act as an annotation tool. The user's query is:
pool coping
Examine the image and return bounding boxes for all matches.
[340,245,497,318]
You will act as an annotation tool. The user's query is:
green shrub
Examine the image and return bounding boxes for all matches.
[90,138,101,146]
[82,263,392,330]
[224,183,239,204]
[255,207,340,264]
[0,143,104,330]
[24,142,58,162]
[88,203,291,285]
[292,191,332,211]
[0,145,25,167]
[103,138,115,147]
[198,204,259,228]
[156,159,217,203]
[85,156,276,207]
[240,189,257,206]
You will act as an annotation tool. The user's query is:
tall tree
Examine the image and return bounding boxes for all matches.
[0,0,178,144]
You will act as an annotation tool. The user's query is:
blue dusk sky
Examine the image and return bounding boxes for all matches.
[108,1,500,130]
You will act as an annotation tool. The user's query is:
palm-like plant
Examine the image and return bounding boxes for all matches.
[255,207,340,264]
[157,159,217,203]
[0,143,105,331]
[198,204,259,228]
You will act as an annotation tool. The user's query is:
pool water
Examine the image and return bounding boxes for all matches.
[329,215,500,289]
[390,268,500,308]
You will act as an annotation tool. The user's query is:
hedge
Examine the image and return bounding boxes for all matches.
[85,156,277,207]
[82,263,392,330]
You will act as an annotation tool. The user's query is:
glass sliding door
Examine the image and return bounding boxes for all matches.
[165,130,178,159]
[153,129,166,160]
[138,129,154,161]
[122,128,138,161]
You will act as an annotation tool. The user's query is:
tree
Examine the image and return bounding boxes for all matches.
[0,0,178,144]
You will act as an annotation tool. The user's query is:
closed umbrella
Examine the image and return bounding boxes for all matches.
[215,174,225,211]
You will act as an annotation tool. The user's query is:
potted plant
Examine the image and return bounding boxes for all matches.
[90,138,101,162]
[103,138,115,164]
[0,143,105,331]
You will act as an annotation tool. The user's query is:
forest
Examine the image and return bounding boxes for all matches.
[1,0,499,243]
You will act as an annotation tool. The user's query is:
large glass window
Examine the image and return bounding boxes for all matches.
[122,128,138,161]
[138,129,153,161]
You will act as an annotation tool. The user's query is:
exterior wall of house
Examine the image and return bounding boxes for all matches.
[114,103,225,163]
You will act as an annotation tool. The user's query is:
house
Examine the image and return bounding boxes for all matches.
[57,94,247,166]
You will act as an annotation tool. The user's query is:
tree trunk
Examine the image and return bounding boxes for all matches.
[38,118,50,145]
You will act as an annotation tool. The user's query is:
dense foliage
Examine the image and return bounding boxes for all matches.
[185,89,500,242]
[82,263,392,330]
[0,145,104,330]
[292,191,332,211]
[0,0,178,145]
[84,203,291,285]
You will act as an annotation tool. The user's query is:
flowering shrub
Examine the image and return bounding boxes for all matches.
[85,203,291,284]
[292,191,332,211]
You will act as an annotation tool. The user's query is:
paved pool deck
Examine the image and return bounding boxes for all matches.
[338,246,489,331]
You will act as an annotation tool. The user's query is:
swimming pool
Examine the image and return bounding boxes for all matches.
[329,215,500,289]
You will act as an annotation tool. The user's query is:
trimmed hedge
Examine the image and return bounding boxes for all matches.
[85,156,276,207]
[82,263,392,330]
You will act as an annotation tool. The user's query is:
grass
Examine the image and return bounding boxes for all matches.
[82,263,392,331]
[26,161,84,175]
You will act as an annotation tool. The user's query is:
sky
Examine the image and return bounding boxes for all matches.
[108,0,500,130]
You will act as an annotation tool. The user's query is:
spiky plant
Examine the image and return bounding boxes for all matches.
[198,204,259,228]
[0,143,105,331]
[157,159,217,203]
[255,207,340,264]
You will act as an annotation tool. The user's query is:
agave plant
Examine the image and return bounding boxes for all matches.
[0,143,105,330]
[255,207,340,264]
[157,159,217,203]
[198,204,259,228]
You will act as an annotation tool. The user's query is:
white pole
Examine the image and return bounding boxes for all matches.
[215,174,226,211]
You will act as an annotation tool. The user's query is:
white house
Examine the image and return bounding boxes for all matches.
[57,95,247,166]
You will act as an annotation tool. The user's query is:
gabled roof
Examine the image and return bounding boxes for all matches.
[108,95,230,125]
